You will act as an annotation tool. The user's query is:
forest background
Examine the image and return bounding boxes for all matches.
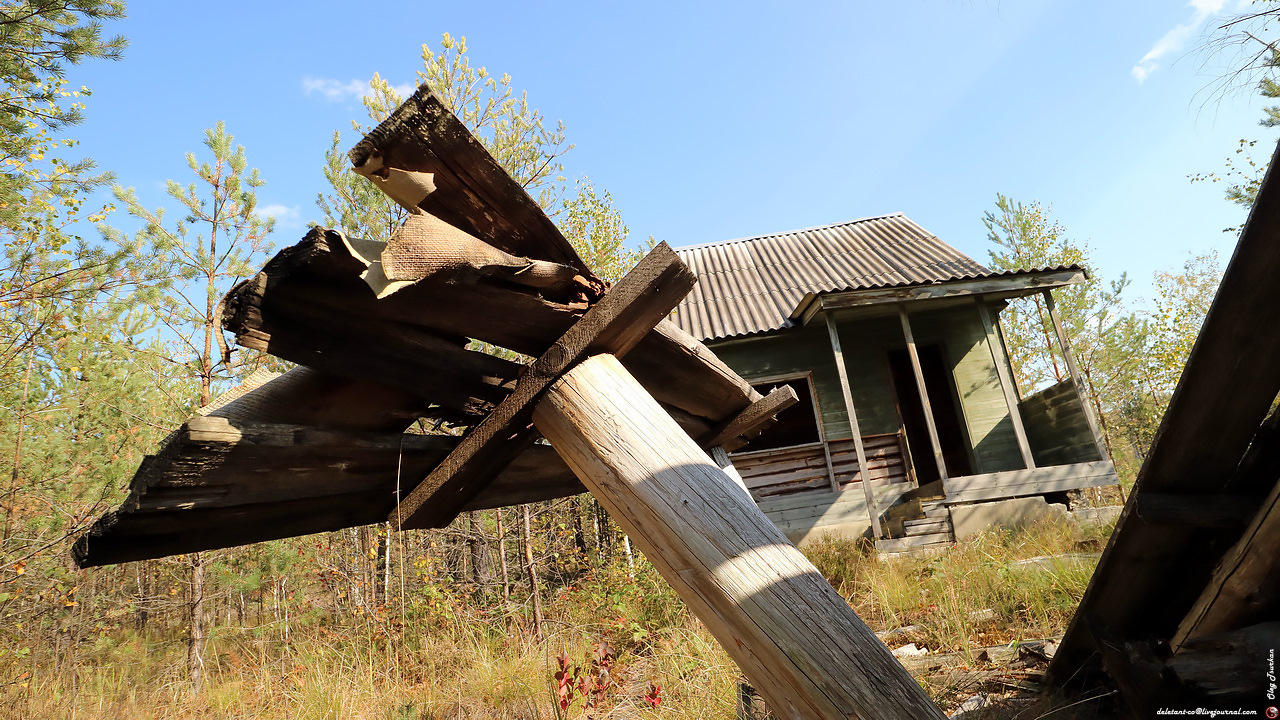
[1,2,1276,718]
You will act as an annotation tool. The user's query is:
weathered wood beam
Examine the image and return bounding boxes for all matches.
[942,461,1117,504]
[1134,493,1258,528]
[390,243,696,530]
[1168,622,1280,702]
[825,314,882,536]
[1172,470,1280,647]
[72,416,584,567]
[700,385,798,449]
[1050,140,1280,687]
[533,353,946,720]
[203,366,428,433]
[976,298,1035,469]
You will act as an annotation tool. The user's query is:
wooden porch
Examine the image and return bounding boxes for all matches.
[733,424,1117,549]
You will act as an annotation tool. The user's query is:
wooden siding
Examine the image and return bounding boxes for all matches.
[1019,378,1104,465]
[757,482,917,545]
[732,433,910,500]
[710,305,1027,476]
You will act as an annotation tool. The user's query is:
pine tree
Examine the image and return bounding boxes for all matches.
[107,122,275,408]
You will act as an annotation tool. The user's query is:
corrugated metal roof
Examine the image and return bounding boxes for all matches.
[672,213,1047,341]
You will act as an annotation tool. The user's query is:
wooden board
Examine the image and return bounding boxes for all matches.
[73,416,583,567]
[390,242,696,529]
[223,229,760,438]
[349,83,594,277]
[1049,140,1280,689]
[942,461,1118,504]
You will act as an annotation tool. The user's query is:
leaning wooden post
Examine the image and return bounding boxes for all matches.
[533,353,945,720]
[897,305,949,482]
[1041,290,1109,460]
[824,313,883,539]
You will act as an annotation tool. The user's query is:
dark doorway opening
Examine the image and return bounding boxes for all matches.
[746,376,821,452]
[887,345,972,484]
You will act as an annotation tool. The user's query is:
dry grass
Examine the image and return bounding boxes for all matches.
[0,515,1118,719]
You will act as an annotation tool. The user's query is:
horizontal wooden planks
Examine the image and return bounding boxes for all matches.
[759,483,917,544]
[943,461,1118,504]
[223,229,760,439]
[732,433,910,499]
[73,416,583,567]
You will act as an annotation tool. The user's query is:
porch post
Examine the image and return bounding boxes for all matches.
[975,298,1036,469]
[823,312,882,540]
[1041,290,1109,460]
[896,305,950,482]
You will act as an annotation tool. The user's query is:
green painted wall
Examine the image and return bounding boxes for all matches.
[708,304,1027,476]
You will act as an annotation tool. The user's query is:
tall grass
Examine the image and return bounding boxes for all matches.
[0,516,1113,718]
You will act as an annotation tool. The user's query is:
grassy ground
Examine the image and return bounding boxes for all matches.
[0,516,1119,719]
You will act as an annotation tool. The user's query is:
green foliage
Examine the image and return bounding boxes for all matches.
[0,1,126,232]
[981,193,1226,474]
[1147,251,1222,396]
[558,178,642,282]
[105,121,275,406]
[982,194,1129,395]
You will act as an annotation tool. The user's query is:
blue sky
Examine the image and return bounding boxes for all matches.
[69,0,1272,306]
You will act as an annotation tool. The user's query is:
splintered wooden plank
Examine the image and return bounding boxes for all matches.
[223,229,760,432]
[391,243,696,530]
[224,228,522,420]
[73,415,583,567]
[204,366,429,433]
[349,84,594,278]
[1050,140,1280,687]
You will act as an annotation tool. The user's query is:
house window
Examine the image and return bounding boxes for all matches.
[744,375,823,452]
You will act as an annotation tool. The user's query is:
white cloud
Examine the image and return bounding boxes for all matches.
[302,77,368,102]
[1132,0,1230,83]
[302,76,418,103]
[256,203,302,230]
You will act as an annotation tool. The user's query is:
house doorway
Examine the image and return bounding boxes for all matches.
[887,345,972,484]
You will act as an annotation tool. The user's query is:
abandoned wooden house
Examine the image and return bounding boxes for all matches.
[670,214,1119,551]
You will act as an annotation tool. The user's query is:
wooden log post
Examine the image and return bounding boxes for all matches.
[533,353,944,720]
[825,313,882,538]
[897,305,949,482]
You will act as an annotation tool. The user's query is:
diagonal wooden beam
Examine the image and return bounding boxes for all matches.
[390,243,696,530]
[699,385,798,450]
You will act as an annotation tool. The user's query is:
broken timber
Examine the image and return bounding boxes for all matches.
[78,82,945,719]
[391,242,698,529]
[535,354,944,719]
[1047,140,1280,712]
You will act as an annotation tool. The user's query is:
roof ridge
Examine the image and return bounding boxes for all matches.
[675,212,908,252]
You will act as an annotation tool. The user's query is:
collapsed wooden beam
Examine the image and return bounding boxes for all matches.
[71,413,585,567]
[223,229,761,439]
[534,353,945,720]
[1172,459,1280,647]
[391,242,696,529]
[1050,140,1280,689]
